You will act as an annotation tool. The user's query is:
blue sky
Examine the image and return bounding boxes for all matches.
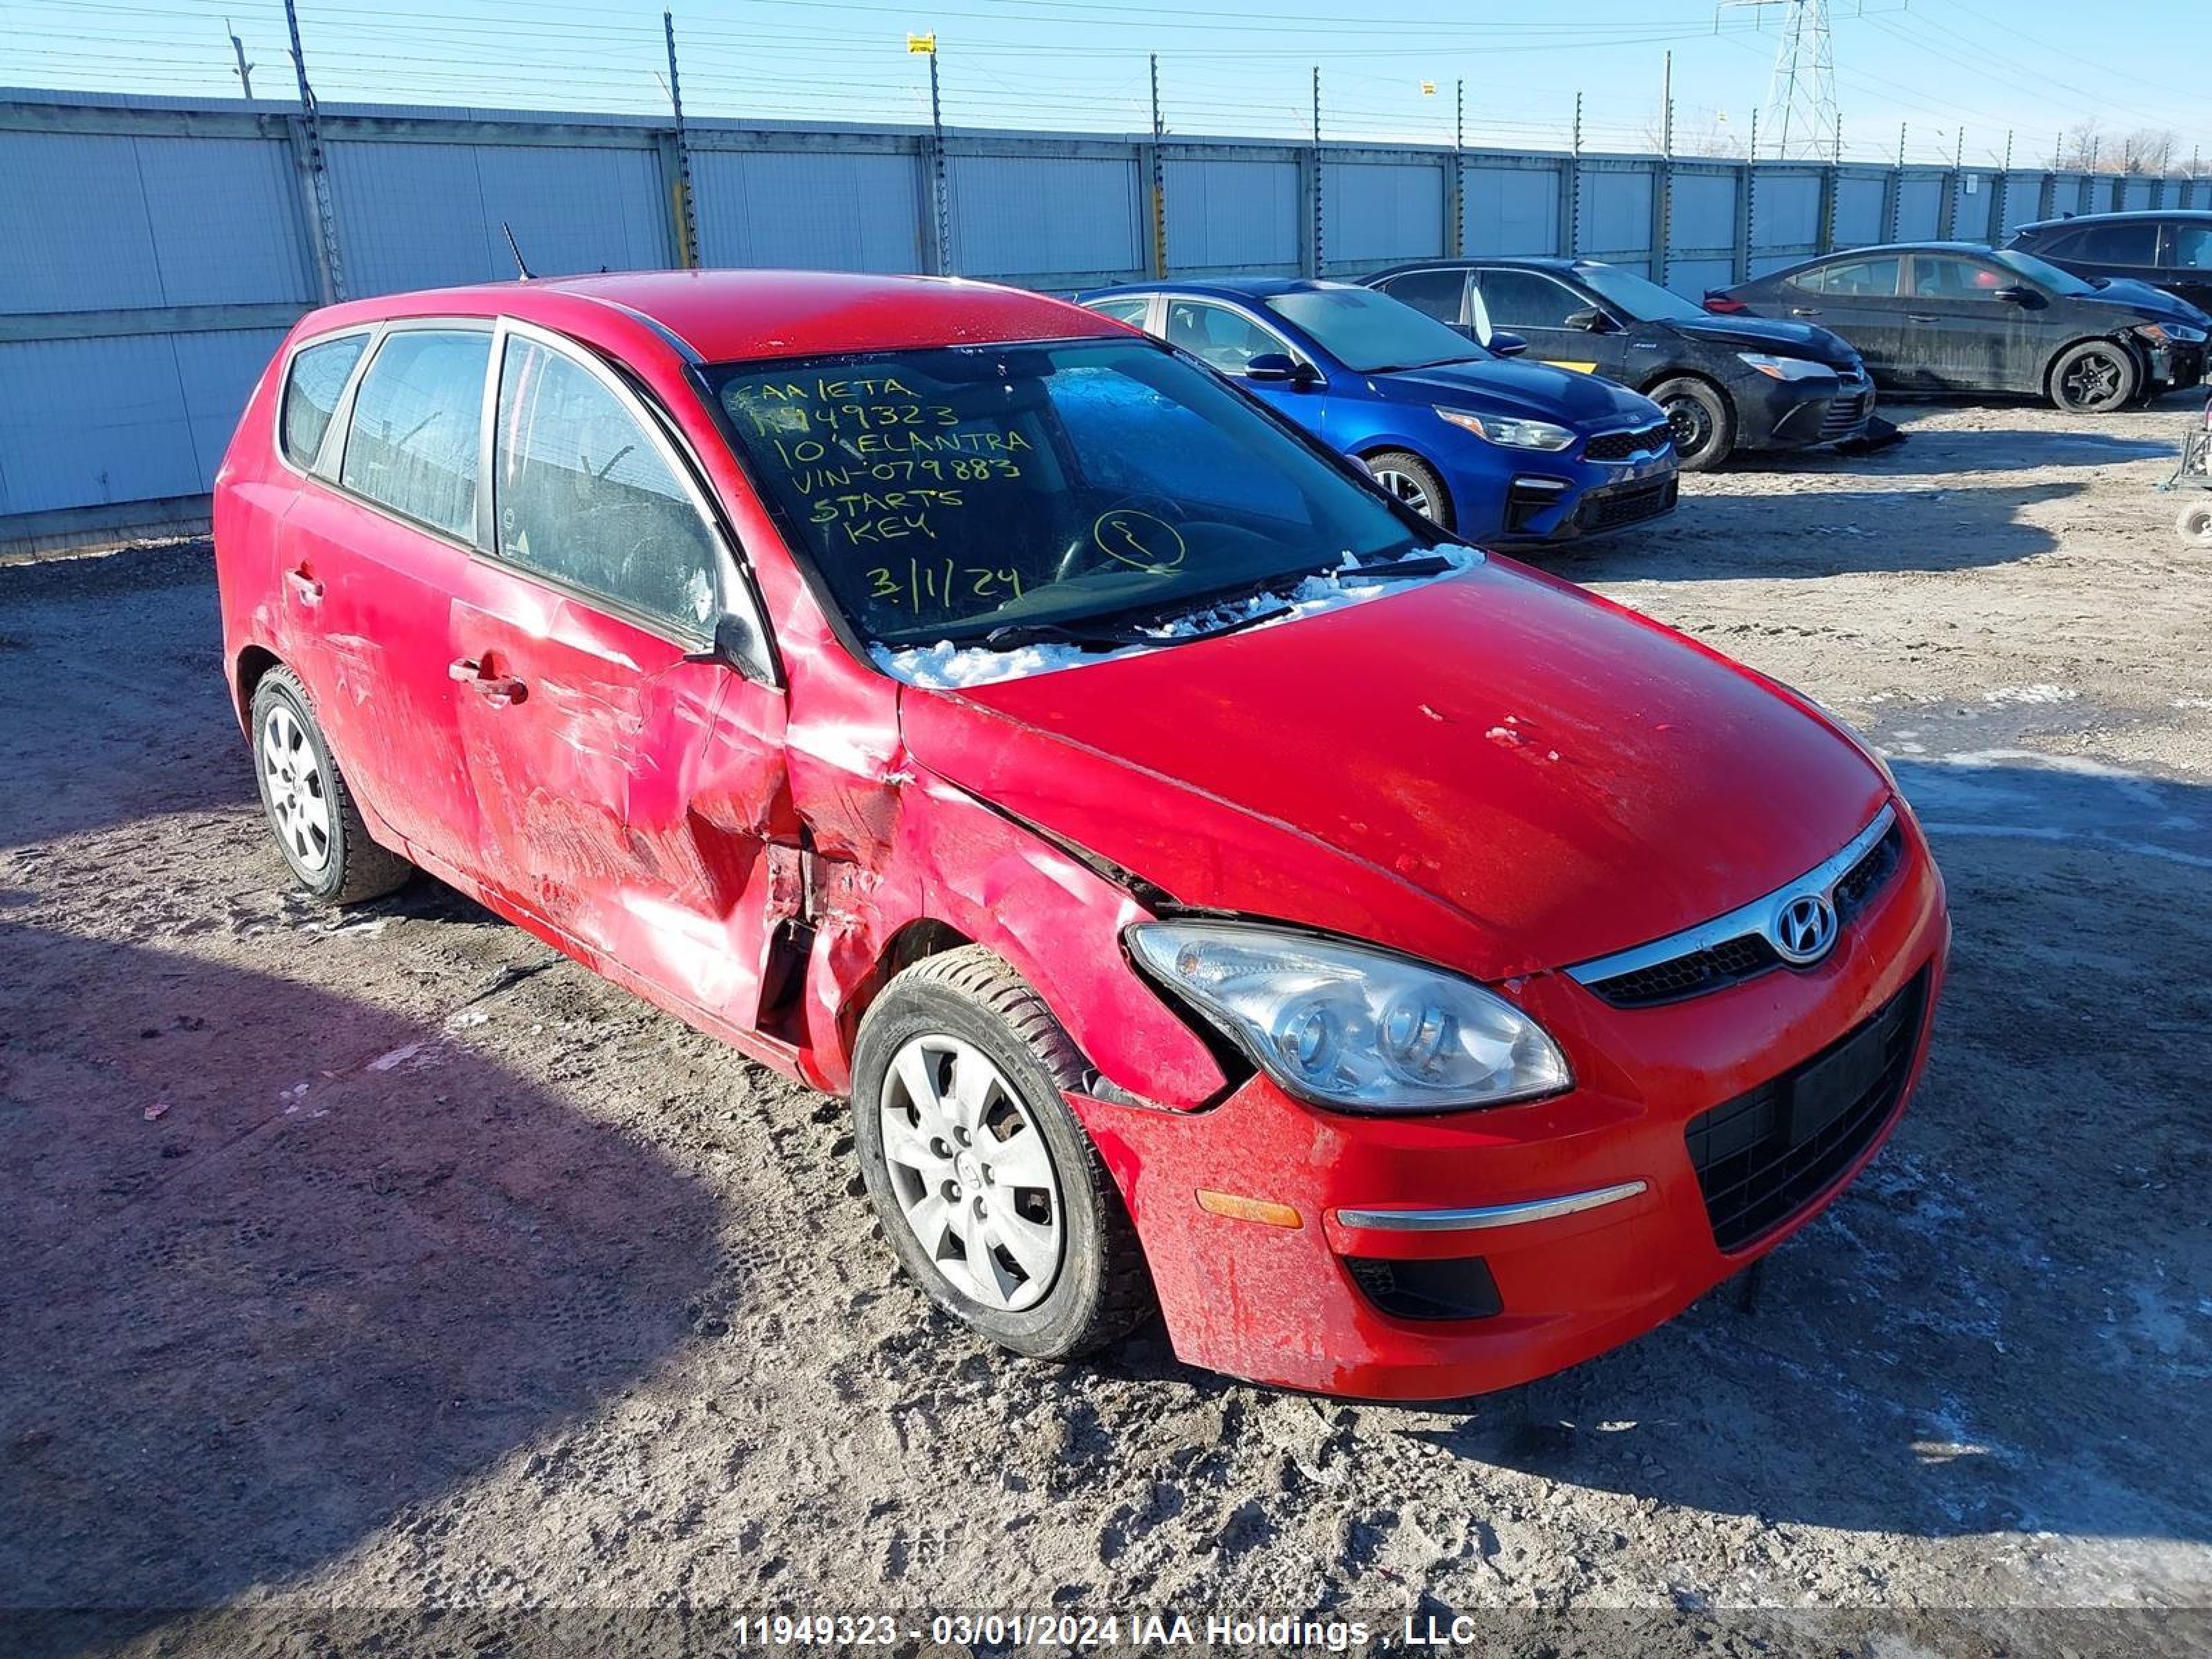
[6,0,2206,168]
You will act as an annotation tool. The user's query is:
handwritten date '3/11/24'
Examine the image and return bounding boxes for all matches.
[868,512,1190,617]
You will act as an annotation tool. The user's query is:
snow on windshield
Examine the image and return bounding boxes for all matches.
[872,544,1479,689]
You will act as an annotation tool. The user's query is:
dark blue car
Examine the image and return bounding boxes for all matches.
[1077,277,1677,543]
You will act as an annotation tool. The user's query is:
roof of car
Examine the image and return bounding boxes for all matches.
[1085,276,1372,301]
[1794,241,1998,259]
[2017,209,2212,231]
[303,268,1123,364]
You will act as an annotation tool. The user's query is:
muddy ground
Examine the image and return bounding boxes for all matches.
[2,397,2208,1657]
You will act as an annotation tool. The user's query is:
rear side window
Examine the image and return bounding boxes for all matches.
[341,329,491,538]
[1795,257,1901,297]
[1085,297,1151,329]
[2072,221,2158,263]
[1474,269,1584,330]
[1378,268,1468,324]
[280,332,368,469]
[492,337,720,637]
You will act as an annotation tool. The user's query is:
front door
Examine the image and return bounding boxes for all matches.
[1472,268,1631,379]
[1160,297,1328,433]
[450,323,791,1033]
[276,324,493,863]
[1904,254,2045,393]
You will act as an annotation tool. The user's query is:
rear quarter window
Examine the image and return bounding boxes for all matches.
[279,332,369,470]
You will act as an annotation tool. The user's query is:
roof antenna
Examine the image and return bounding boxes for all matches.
[501,221,534,281]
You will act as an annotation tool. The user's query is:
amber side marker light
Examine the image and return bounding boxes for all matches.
[1194,1190,1303,1228]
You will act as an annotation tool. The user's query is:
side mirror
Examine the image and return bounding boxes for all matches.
[1488,330,1530,357]
[690,611,773,682]
[1247,352,1317,388]
[1347,454,1376,479]
[1991,285,2035,305]
[1564,306,1615,333]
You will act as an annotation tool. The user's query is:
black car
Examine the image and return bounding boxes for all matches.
[1363,256,1874,469]
[2007,210,2212,317]
[1709,242,2210,413]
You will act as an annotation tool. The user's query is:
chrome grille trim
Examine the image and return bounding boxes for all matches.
[1566,804,1898,996]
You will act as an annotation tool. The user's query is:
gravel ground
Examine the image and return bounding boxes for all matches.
[2,397,2208,1658]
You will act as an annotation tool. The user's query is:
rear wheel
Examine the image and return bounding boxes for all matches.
[852,946,1152,1359]
[1365,450,1452,527]
[2179,500,2212,547]
[1649,376,1736,471]
[2049,341,2139,413]
[248,667,412,904]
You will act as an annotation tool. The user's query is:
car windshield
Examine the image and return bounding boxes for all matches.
[711,338,1432,649]
[1576,263,1707,321]
[1991,248,2094,297]
[1261,287,1489,373]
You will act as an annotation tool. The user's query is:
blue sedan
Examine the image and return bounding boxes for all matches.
[1077,277,1678,544]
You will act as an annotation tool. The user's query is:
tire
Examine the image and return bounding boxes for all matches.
[1649,376,1736,471]
[851,946,1152,1360]
[2180,500,2212,547]
[248,666,413,905]
[1365,450,1452,527]
[2048,340,2139,413]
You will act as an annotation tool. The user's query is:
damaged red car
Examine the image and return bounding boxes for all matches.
[214,271,1949,1400]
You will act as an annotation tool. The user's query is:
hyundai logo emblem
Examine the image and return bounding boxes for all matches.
[1771,892,1839,966]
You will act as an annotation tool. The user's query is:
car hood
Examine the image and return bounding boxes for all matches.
[1365,359,1660,427]
[1666,314,1862,369]
[896,561,1889,982]
[2085,279,2212,328]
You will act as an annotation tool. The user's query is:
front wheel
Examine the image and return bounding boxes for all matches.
[1365,450,1452,527]
[2049,341,2139,413]
[852,947,1152,1359]
[1649,377,1736,471]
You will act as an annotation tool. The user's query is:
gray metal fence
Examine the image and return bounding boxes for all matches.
[4,88,2208,550]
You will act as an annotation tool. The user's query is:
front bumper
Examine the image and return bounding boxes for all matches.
[2145,339,2207,389]
[1742,369,1876,451]
[1071,809,1950,1401]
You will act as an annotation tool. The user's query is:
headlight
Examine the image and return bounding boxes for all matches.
[1127,921,1571,1113]
[2138,321,2207,346]
[1434,407,1578,451]
[1736,352,1832,381]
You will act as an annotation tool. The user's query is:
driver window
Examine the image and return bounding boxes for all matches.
[2168,224,2212,270]
[1473,270,1585,330]
[1163,300,1291,373]
[1911,256,2008,299]
[493,337,722,637]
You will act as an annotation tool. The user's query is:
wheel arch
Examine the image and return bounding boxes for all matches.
[2043,333,2145,400]
[232,643,283,729]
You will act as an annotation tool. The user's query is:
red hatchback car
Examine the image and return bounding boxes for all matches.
[214,270,1948,1400]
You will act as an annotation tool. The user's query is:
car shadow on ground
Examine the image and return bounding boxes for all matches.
[1732,429,2176,479]
[0,928,728,1652]
[1545,480,2081,581]
[1372,754,2209,1546]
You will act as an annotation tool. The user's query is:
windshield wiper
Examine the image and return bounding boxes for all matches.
[976,619,1147,653]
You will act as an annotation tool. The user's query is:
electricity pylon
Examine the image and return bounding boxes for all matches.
[1722,0,1837,161]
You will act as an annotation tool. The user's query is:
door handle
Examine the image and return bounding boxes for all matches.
[449,657,527,706]
[1907,313,1940,324]
[1789,308,1822,317]
[285,566,324,605]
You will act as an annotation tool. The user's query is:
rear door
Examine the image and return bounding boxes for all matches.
[1903,253,2045,393]
[275,322,491,863]
[1470,267,1631,379]
[2159,221,2212,314]
[1782,256,1910,382]
[447,319,791,1031]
